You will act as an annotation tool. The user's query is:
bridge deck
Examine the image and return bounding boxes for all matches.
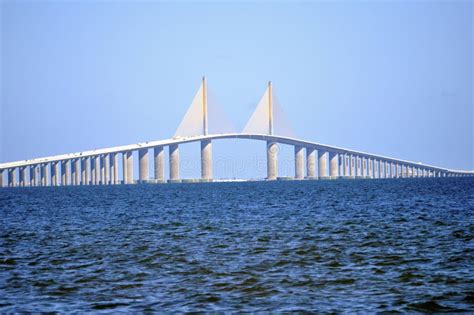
[0,133,471,173]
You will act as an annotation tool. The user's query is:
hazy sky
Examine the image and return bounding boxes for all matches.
[1,1,472,179]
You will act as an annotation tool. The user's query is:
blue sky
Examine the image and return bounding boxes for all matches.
[1,1,472,179]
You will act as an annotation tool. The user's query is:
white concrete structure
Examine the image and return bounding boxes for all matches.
[1,79,472,188]
[306,148,316,178]
[169,144,180,183]
[318,151,328,179]
[294,146,304,179]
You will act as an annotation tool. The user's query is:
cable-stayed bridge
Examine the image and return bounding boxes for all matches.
[0,77,472,187]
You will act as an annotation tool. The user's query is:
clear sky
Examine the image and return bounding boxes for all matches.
[1,1,472,179]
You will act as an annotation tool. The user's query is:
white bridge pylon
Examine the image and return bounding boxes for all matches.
[243,81,295,137]
[174,77,236,138]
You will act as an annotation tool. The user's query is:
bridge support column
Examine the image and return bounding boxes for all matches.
[347,155,351,177]
[111,153,119,185]
[29,166,35,186]
[86,158,91,185]
[122,153,127,184]
[154,147,165,183]
[104,155,110,184]
[294,146,304,179]
[91,157,96,185]
[372,160,376,178]
[330,152,339,178]
[19,167,26,187]
[378,160,383,179]
[361,157,366,178]
[114,153,119,184]
[342,154,348,177]
[44,164,50,186]
[81,158,88,185]
[366,158,371,178]
[266,141,278,180]
[354,156,360,177]
[100,155,106,184]
[8,169,15,187]
[371,160,376,178]
[71,160,76,185]
[127,152,134,184]
[306,148,316,179]
[318,151,328,179]
[94,157,100,185]
[61,161,67,186]
[81,159,85,185]
[169,144,180,183]
[51,162,59,186]
[74,159,80,186]
[139,149,149,183]
[201,140,212,181]
[107,154,113,184]
[0,170,3,187]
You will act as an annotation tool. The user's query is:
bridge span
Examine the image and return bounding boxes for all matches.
[1,78,472,187]
[0,132,472,188]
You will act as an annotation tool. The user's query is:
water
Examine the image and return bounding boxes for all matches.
[1,178,473,312]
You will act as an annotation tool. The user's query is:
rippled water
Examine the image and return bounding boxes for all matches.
[1,178,473,312]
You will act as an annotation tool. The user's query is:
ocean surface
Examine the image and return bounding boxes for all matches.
[0,178,473,312]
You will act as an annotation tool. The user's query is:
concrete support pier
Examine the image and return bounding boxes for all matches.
[100,155,106,185]
[91,157,96,185]
[41,164,50,187]
[29,166,35,187]
[71,161,76,185]
[318,151,328,179]
[52,162,59,186]
[74,159,80,186]
[104,155,110,185]
[60,161,66,186]
[355,156,360,177]
[348,155,354,178]
[94,157,100,185]
[342,154,348,176]
[110,153,119,185]
[19,167,26,187]
[8,169,16,187]
[107,154,113,184]
[201,140,213,181]
[330,152,339,178]
[81,159,86,185]
[0,170,3,187]
[154,147,165,182]
[139,149,149,183]
[169,144,180,183]
[266,141,278,180]
[306,148,316,178]
[294,146,304,179]
[122,153,127,184]
[100,155,107,185]
[125,152,133,184]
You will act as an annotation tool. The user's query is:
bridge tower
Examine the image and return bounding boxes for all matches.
[266,81,278,180]
[201,76,213,182]
[172,76,213,182]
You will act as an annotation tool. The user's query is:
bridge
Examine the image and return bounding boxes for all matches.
[0,78,472,187]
